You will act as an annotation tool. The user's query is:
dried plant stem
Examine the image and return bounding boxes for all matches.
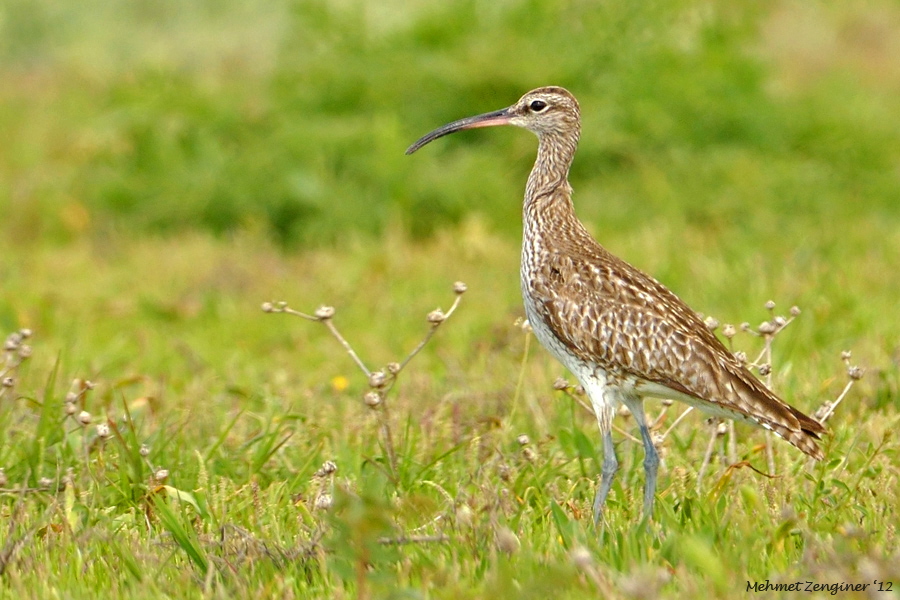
[817,379,854,423]
[510,326,531,417]
[398,294,462,372]
[322,320,371,377]
[761,333,776,475]
[377,405,398,479]
[276,307,317,321]
[1,329,34,400]
[0,361,14,379]
[750,315,796,366]
[264,283,466,484]
[276,306,372,376]
[813,352,862,427]
[563,387,594,417]
[613,425,641,445]
[727,421,737,464]
[696,421,720,493]
[661,407,694,441]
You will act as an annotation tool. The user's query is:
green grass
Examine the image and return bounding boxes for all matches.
[2,0,900,597]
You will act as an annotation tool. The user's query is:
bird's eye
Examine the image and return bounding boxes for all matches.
[529,100,548,112]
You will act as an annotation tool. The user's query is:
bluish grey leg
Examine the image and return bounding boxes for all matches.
[638,419,659,519]
[626,399,659,519]
[593,429,618,524]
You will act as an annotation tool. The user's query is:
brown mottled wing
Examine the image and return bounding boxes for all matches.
[532,238,825,457]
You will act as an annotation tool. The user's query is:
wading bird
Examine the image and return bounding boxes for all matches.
[406,87,824,521]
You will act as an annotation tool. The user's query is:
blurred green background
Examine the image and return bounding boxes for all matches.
[3,0,899,245]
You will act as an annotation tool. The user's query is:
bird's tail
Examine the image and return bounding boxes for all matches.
[765,406,826,460]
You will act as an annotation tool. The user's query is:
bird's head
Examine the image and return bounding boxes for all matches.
[406,86,580,155]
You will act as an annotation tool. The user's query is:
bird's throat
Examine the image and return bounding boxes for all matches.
[525,135,578,203]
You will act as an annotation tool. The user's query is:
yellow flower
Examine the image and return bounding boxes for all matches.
[331,375,349,393]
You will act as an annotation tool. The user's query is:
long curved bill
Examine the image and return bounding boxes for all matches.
[405,108,512,155]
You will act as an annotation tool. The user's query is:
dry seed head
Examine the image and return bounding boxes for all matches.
[661,398,673,406]
[39,477,53,489]
[387,362,401,375]
[96,423,111,439]
[314,305,335,320]
[1,377,13,388]
[516,434,530,446]
[368,371,387,388]
[722,324,736,339]
[316,460,338,477]
[570,546,594,570]
[140,444,150,457]
[758,363,772,376]
[790,305,801,317]
[740,322,751,332]
[453,281,468,295]
[774,316,786,327]
[65,392,78,404]
[363,390,382,407]
[77,410,91,426]
[456,504,474,529]
[848,366,864,380]
[18,345,31,359]
[4,334,20,351]
[704,316,719,331]
[426,309,445,324]
[652,432,666,460]
[84,380,95,390]
[65,403,77,416]
[716,422,728,436]
[0,469,6,487]
[520,319,533,333]
[19,328,32,339]
[522,447,537,462]
[734,351,747,365]
[154,469,169,483]
[553,377,569,391]
[261,302,274,313]
[495,527,520,554]
[765,300,776,311]
[841,350,852,361]
[758,321,776,335]
[314,493,333,511]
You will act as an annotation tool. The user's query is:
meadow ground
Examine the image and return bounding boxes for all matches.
[1,0,899,598]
